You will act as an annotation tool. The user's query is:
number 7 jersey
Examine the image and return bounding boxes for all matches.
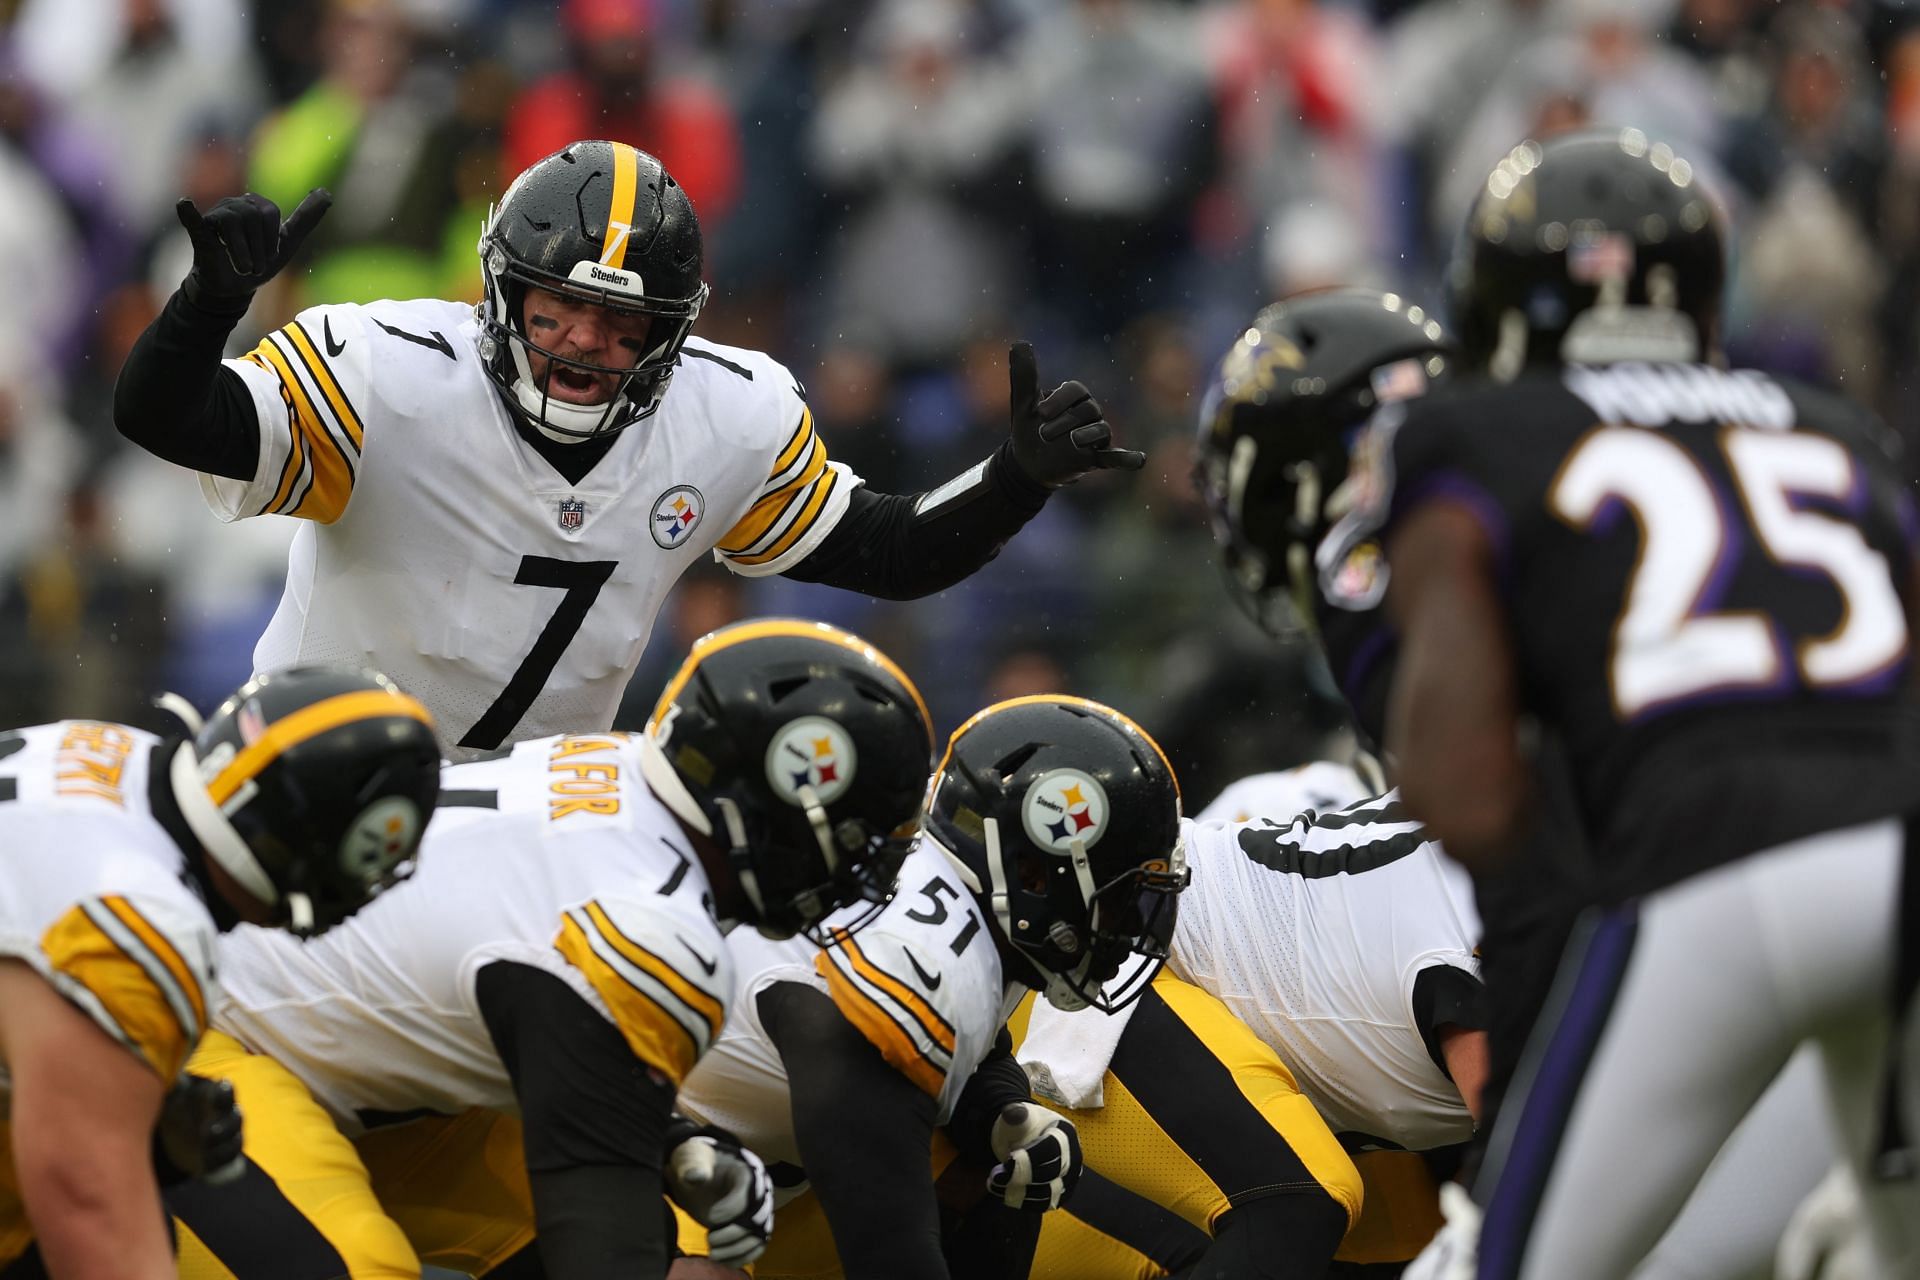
[206,298,858,761]
[1347,362,1920,899]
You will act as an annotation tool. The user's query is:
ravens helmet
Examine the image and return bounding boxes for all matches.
[648,620,936,940]
[168,667,441,935]
[477,140,709,442]
[1195,288,1452,638]
[1449,128,1725,378]
[923,697,1188,1013]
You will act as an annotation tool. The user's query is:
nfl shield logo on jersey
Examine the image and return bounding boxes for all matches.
[557,498,586,531]
[651,485,704,549]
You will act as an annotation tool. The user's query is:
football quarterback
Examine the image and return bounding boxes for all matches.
[165,621,936,1278]
[115,140,1144,761]
[0,668,437,1278]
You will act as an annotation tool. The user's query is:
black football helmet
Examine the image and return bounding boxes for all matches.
[923,697,1188,1014]
[1448,127,1725,378]
[168,667,441,935]
[648,620,936,940]
[1195,288,1452,639]
[477,140,709,442]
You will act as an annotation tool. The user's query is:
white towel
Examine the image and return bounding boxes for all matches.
[1013,954,1155,1110]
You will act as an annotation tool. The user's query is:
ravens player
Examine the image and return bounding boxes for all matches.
[165,621,934,1279]
[0,668,438,1278]
[1336,130,1920,1277]
[113,141,1143,762]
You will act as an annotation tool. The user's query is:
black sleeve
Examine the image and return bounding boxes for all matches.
[476,960,675,1277]
[781,442,1049,600]
[112,286,262,481]
[757,979,949,1280]
[1411,962,1489,1078]
[943,1029,1028,1167]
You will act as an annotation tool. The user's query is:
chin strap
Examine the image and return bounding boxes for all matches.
[167,742,277,907]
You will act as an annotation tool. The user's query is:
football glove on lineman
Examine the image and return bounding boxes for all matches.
[176,189,332,308]
[665,1120,774,1267]
[1006,342,1145,489]
[154,1074,244,1187]
[986,1102,1082,1211]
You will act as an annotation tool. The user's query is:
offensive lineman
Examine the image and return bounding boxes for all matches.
[167,621,935,1278]
[1346,131,1920,1277]
[113,140,1144,760]
[0,667,439,1279]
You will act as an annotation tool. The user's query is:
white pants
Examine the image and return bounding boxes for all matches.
[1474,818,1919,1280]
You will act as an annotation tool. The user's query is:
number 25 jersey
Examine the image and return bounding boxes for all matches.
[206,298,858,760]
[1350,362,1920,898]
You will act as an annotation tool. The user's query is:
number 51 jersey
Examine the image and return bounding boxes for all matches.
[206,298,858,760]
[1342,362,1920,900]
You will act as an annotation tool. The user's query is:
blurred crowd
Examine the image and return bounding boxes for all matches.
[3,0,1917,800]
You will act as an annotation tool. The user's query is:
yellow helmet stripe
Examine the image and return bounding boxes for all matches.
[602,143,640,270]
[207,690,435,806]
[934,694,1180,803]
[648,619,932,751]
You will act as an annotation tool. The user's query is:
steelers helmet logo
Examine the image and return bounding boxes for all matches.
[1022,768,1110,851]
[765,716,858,807]
[651,484,705,549]
[339,796,422,884]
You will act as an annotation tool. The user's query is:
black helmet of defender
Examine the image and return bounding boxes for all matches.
[1448,127,1725,378]
[648,620,936,940]
[477,140,709,442]
[169,667,442,935]
[1194,288,1452,639]
[923,697,1188,1014]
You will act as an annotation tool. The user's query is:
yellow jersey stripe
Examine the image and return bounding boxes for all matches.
[255,338,352,523]
[40,903,195,1079]
[207,689,434,806]
[555,915,700,1082]
[729,467,839,567]
[604,144,639,269]
[101,897,206,1032]
[768,409,815,483]
[284,321,365,451]
[243,346,304,517]
[835,931,955,1054]
[816,952,946,1097]
[581,902,724,1036]
[717,436,827,554]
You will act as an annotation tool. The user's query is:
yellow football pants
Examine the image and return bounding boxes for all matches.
[170,1030,421,1280]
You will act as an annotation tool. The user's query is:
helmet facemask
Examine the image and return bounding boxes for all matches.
[477,226,708,444]
[955,816,1188,1014]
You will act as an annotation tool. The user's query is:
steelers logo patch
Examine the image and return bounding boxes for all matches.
[1022,768,1110,852]
[339,796,422,883]
[651,484,705,549]
[765,716,858,807]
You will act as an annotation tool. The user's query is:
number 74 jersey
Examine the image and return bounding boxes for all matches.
[1337,362,1920,900]
[206,298,857,761]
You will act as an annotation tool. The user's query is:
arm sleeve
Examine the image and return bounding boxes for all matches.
[112,287,261,481]
[1411,961,1489,1077]
[476,960,675,1275]
[781,441,1050,600]
[758,980,950,1280]
[944,1031,1029,1166]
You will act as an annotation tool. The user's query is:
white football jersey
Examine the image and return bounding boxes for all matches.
[676,841,1007,1191]
[212,732,731,1134]
[208,299,858,760]
[1196,761,1374,825]
[1166,792,1483,1151]
[0,722,218,1083]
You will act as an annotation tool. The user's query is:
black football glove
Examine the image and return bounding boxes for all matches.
[664,1119,774,1267]
[986,1101,1082,1212]
[176,189,332,309]
[153,1074,244,1187]
[1006,342,1145,489]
